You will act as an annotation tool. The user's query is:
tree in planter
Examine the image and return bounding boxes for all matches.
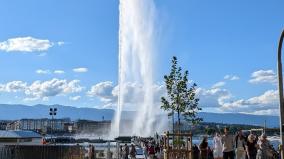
[161,56,202,133]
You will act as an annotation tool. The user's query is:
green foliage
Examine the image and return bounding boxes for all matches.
[205,127,216,135]
[173,138,185,146]
[161,56,203,131]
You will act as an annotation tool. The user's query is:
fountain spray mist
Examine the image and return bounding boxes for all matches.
[112,0,158,137]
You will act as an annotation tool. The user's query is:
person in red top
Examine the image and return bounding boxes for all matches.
[148,144,155,159]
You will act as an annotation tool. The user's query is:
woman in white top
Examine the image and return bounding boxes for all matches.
[213,132,223,159]
[235,130,246,159]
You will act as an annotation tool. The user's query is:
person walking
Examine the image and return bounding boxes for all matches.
[235,130,246,159]
[124,144,130,159]
[199,136,209,159]
[256,133,273,159]
[88,145,95,159]
[222,127,235,159]
[246,134,257,159]
[192,144,200,159]
[143,142,149,159]
[119,145,124,159]
[213,132,223,159]
[130,144,137,159]
[148,144,156,159]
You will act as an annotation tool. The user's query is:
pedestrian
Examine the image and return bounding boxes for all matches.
[213,132,223,159]
[143,142,149,159]
[148,144,156,159]
[199,136,209,159]
[208,146,214,159]
[130,144,137,159]
[256,133,273,159]
[222,127,235,159]
[246,134,257,159]
[119,145,124,159]
[192,144,200,159]
[235,130,246,159]
[124,144,130,159]
[88,145,95,159]
[155,144,161,159]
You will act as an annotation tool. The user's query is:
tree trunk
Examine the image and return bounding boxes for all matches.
[172,110,175,133]
[178,107,181,133]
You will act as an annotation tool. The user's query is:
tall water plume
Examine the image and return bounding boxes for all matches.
[113,0,158,137]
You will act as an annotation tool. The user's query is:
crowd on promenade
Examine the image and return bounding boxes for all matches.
[119,141,162,159]
[194,127,278,159]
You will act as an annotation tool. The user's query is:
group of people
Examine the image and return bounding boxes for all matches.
[142,141,162,159]
[194,127,277,159]
[119,143,137,159]
[85,144,95,159]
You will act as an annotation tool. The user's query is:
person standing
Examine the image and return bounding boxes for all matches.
[213,132,223,159]
[143,142,149,159]
[256,133,273,159]
[124,144,130,159]
[235,130,246,159]
[148,144,156,159]
[119,145,124,159]
[199,136,209,159]
[246,134,257,159]
[88,145,95,159]
[222,127,235,159]
[192,144,200,159]
[130,144,137,159]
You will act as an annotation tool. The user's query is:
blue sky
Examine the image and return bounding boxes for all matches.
[0,0,283,115]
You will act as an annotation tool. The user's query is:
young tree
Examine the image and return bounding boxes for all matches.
[161,56,202,133]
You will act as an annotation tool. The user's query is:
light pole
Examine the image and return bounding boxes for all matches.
[49,107,57,143]
[277,29,284,158]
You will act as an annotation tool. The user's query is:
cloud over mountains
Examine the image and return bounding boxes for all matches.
[0,79,82,101]
[0,37,63,52]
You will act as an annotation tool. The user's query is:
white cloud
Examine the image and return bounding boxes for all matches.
[57,41,65,46]
[0,81,27,92]
[25,79,83,100]
[196,84,279,115]
[36,69,51,74]
[54,70,65,74]
[0,37,57,52]
[87,81,116,102]
[196,87,231,108]
[249,70,277,84]
[73,67,88,73]
[212,81,226,88]
[224,75,240,81]
[220,90,279,114]
[0,78,83,101]
[87,81,166,108]
[69,96,81,101]
[251,109,279,116]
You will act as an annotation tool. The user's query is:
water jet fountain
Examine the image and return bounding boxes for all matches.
[112,0,159,137]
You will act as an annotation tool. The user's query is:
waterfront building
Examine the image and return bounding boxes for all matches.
[0,130,42,145]
[18,118,71,134]
[6,121,20,130]
[0,120,12,130]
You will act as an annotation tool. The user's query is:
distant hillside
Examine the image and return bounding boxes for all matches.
[198,112,279,128]
[0,104,279,128]
[0,104,114,121]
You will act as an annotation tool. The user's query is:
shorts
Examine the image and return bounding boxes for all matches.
[213,150,223,158]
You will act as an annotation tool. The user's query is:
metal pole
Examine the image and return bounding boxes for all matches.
[277,29,284,158]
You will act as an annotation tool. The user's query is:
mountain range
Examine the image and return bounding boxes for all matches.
[0,104,279,128]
